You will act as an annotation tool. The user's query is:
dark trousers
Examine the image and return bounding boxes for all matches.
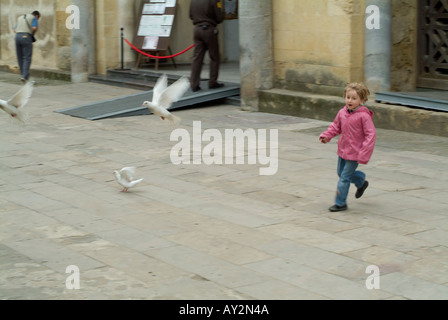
[190,24,220,89]
[15,33,33,80]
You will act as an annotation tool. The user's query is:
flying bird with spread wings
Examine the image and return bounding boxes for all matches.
[142,74,189,126]
[0,80,34,123]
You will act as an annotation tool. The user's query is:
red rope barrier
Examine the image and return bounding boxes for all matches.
[124,38,194,59]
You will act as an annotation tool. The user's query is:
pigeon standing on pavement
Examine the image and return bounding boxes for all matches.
[113,167,144,192]
[0,80,34,123]
[142,74,189,126]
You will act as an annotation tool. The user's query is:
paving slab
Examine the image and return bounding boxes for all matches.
[1,72,447,301]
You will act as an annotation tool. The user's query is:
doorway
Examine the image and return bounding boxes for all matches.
[417,0,448,90]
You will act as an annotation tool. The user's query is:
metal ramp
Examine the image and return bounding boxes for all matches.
[56,80,240,120]
[375,89,448,112]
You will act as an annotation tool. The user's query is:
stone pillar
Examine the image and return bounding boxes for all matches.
[71,0,95,83]
[239,0,274,111]
[364,0,391,93]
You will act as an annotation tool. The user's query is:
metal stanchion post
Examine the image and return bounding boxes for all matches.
[117,27,130,71]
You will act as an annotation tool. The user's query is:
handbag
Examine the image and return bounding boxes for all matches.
[24,14,36,42]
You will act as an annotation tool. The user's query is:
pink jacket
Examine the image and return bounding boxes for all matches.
[320,106,376,164]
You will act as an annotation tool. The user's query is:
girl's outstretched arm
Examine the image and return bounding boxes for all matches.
[320,110,343,142]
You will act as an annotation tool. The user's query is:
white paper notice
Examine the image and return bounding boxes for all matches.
[142,36,159,50]
[138,15,164,36]
[148,3,166,14]
[142,4,152,14]
[161,15,174,26]
[165,0,176,8]
[159,25,172,37]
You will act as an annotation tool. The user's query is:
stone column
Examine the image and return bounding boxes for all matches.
[71,0,95,83]
[239,0,274,111]
[364,0,391,93]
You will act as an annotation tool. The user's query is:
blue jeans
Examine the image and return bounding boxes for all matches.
[335,157,366,206]
[15,33,33,80]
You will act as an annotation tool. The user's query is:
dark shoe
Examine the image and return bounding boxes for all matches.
[329,204,348,212]
[209,82,224,89]
[355,181,369,199]
[192,86,201,92]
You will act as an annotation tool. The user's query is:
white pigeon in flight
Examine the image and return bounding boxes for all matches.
[142,73,189,126]
[113,167,144,192]
[0,80,34,123]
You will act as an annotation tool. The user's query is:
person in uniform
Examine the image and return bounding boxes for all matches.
[189,0,224,92]
[13,10,40,82]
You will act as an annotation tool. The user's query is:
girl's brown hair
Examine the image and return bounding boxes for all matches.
[344,83,370,103]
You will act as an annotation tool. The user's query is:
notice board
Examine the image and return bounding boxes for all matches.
[133,0,177,52]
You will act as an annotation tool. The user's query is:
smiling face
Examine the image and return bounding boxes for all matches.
[345,89,363,111]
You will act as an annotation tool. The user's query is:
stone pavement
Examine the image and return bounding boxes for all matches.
[1,72,448,300]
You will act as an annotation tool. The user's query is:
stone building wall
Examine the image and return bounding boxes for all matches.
[95,0,119,74]
[272,0,366,96]
[55,0,72,71]
[271,0,420,95]
[0,0,71,72]
[391,0,418,91]
[0,0,420,93]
